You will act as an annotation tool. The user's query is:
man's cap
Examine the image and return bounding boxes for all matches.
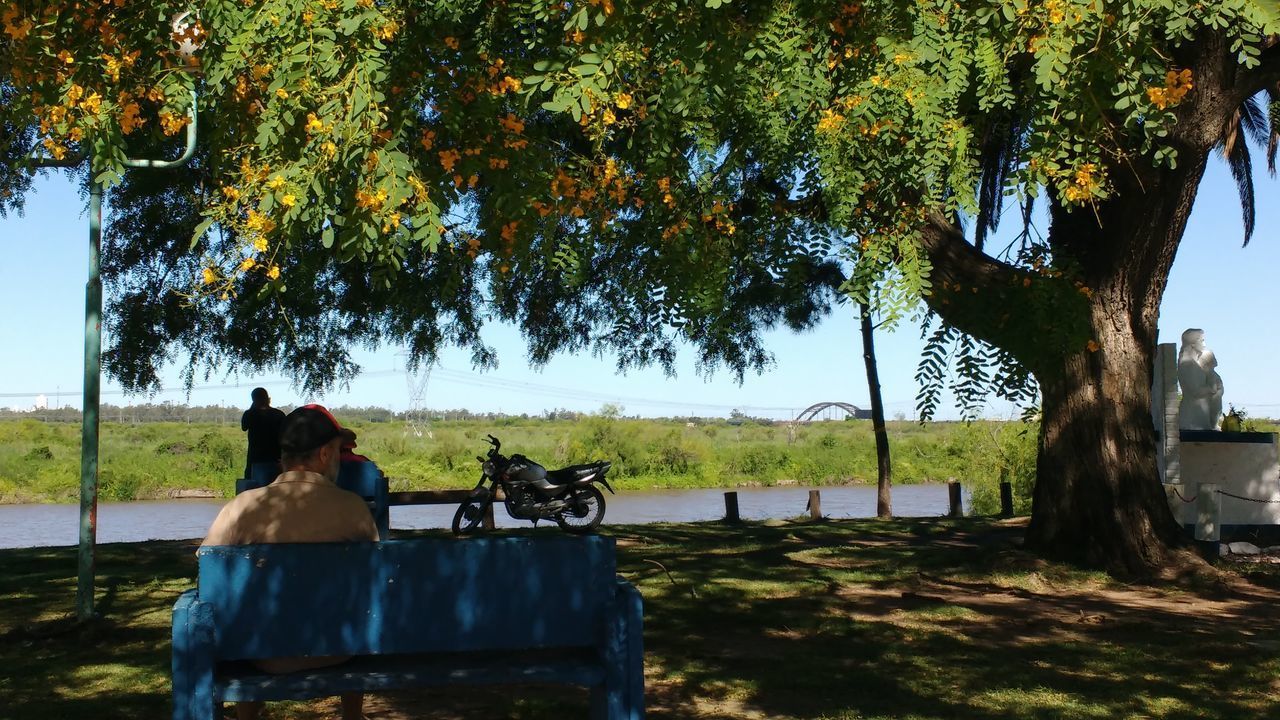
[280,404,344,455]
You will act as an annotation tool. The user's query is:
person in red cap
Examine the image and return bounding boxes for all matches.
[202,404,376,720]
[339,427,372,463]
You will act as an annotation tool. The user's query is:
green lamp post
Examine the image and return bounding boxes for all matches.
[33,12,204,621]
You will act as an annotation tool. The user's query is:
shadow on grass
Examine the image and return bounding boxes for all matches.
[0,540,197,720]
[2,521,1279,720]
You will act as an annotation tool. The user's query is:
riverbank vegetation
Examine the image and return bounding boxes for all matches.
[2,518,1278,719]
[0,415,1050,509]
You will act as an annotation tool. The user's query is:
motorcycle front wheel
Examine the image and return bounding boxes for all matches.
[451,487,491,536]
[555,485,606,534]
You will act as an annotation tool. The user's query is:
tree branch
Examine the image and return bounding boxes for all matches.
[917,210,1088,372]
[1254,37,1280,90]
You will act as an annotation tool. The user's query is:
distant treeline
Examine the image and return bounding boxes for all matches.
[0,404,619,425]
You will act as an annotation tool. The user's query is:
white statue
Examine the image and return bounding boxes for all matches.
[1201,349,1224,427]
[1177,328,1224,430]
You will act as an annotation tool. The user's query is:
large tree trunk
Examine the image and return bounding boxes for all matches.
[859,303,893,518]
[1026,299,1184,572]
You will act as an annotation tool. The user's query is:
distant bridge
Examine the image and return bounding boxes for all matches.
[793,402,872,423]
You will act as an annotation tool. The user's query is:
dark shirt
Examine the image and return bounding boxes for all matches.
[241,406,286,465]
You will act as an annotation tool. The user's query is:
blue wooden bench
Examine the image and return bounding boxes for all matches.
[171,535,644,720]
[235,461,390,540]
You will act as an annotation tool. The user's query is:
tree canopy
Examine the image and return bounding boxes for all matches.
[0,2,1273,391]
[3,0,1279,570]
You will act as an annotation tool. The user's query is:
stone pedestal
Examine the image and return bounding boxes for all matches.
[1155,343,1280,539]
[1171,432,1280,527]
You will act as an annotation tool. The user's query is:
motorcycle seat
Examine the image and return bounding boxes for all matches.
[545,461,610,485]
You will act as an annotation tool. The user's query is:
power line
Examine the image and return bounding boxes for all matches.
[0,364,923,416]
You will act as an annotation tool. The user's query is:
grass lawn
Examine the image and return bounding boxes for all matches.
[2,518,1278,719]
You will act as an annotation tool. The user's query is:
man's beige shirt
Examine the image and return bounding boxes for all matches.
[202,470,378,546]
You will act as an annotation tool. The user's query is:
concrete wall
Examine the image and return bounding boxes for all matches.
[1167,435,1280,525]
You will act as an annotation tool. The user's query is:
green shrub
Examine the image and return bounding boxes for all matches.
[155,441,192,456]
[23,446,53,461]
[196,432,239,471]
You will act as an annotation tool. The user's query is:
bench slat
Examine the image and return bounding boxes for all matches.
[216,649,604,701]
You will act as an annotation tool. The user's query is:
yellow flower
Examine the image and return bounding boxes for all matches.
[238,257,257,272]
[602,109,617,125]
[438,149,461,172]
[80,93,101,114]
[614,92,632,110]
[499,114,524,134]
[280,194,296,208]
[246,209,276,234]
[253,236,268,252]
[120,102,145,134]
[305,113,325,134]
[444,36,459,50]
[275,88,289,99]
[201,267,217,285]
[817,108,845,134]
[322,141,337,158]
[159,111,189,136]
[266,265,281,280]
[57,50,75,64]
[267,175,286,190]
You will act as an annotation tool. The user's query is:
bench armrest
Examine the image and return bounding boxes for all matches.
[172,589,216,720]
[595,578,645,720]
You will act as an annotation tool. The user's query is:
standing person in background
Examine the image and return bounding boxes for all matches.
[241,387,286,480]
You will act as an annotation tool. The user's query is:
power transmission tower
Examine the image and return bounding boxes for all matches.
[397,352,434,439]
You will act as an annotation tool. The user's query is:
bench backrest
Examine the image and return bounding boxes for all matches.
[196,536,616,660]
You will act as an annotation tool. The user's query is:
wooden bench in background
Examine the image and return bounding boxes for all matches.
[171,535,644,720]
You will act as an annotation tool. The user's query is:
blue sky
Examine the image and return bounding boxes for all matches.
[1,157,1277,421]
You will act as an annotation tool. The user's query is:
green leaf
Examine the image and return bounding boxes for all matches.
[190,218,214,250]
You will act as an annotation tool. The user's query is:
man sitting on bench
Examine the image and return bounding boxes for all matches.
[201,404,379,720]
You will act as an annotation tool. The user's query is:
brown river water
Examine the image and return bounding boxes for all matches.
[0,484,967,549]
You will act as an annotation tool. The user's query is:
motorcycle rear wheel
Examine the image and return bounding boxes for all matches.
[554,485,606,534]
[451,489,491,536]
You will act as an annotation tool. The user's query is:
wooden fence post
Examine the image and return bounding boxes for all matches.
[724,491,740,523]
[999,482,1013,517]
[808,490,822,520]
[947,481,963,518]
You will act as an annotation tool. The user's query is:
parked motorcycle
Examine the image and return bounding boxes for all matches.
[451,434,614,535]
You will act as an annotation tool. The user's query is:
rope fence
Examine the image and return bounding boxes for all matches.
[1170,487,1280,504]
[1216,489,1280,504]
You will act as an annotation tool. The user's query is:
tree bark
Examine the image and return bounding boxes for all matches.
[859,303,892,518]
[1027,307,1185,572]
